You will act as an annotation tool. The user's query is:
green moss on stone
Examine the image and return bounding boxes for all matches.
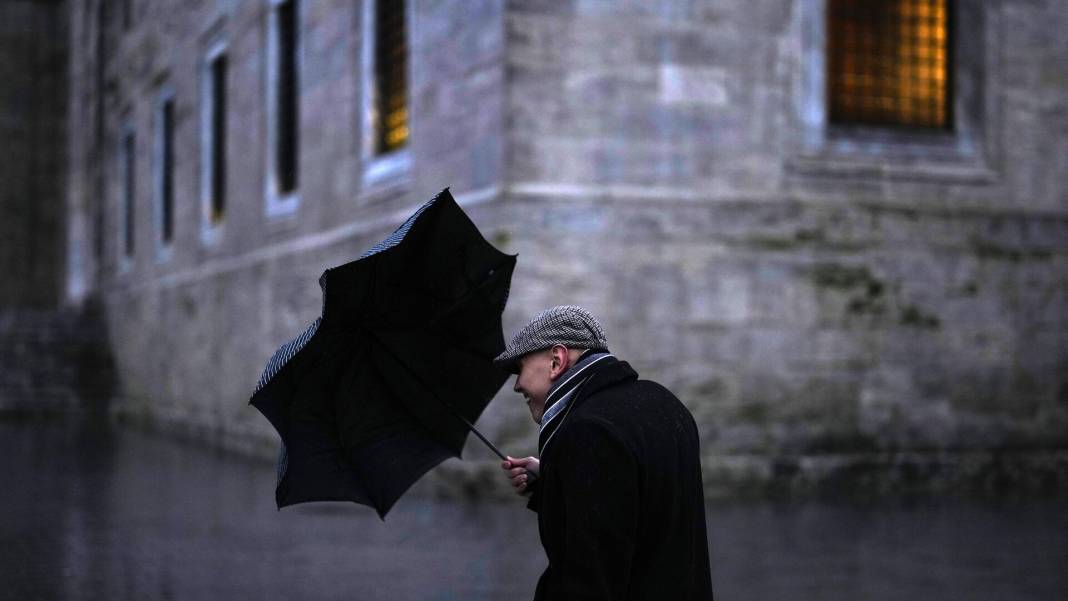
[900,304,941,329]
[972,240,1053,262]
[810,263,878,289]
[737,402,769,423]
[745,228,870,252]
[745,235,799,251]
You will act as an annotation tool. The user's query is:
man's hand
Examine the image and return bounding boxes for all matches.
[501,455,540,496]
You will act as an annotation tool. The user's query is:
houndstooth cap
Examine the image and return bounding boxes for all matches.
[494,305,609,374]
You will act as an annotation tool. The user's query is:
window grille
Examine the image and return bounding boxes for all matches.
[828,0,951,129]
[374,0,408,155]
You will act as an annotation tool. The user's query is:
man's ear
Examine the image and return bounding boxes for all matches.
[548,345,570,380]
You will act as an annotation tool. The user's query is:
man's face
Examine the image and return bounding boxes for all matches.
[514,350,554,424]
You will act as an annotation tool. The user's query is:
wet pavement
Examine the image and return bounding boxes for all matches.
[3,418,1066,601]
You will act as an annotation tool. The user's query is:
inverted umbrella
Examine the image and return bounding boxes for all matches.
[250,188,516,518]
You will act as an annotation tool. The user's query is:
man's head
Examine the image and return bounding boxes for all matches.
[494,305,609,424]
[513,344,585,423]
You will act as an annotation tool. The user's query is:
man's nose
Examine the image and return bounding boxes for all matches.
[512,377,520,393]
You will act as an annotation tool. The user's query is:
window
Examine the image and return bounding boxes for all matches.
[265,0,300,216]
[154,91,176,255]
[373,0,409,155]
[828,0,951,130]
[201,43,228,240]
[119,129,136,260]
[361,0,411,189]
[791,0,998,183]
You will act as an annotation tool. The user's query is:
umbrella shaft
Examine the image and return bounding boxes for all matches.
[453,411,507,461]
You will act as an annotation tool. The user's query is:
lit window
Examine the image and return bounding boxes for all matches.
[373,0,408,155]
[827,0,951,129]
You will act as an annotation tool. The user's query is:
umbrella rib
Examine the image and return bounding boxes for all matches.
[370,332,507,461]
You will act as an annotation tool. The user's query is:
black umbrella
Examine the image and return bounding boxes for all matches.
[249,188,516,518]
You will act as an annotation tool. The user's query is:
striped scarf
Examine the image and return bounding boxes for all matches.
[538,351,615,455]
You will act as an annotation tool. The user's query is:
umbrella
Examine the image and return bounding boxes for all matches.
[249,188,516,518]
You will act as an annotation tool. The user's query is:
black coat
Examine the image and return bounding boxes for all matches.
[528,358,714,601]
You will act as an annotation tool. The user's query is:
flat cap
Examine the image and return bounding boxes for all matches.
[494,305,609,374]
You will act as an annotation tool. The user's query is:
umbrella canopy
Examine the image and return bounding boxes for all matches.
[250,188,516,518]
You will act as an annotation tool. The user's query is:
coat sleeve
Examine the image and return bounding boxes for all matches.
[549,417,639,600]
[526,476,542,513]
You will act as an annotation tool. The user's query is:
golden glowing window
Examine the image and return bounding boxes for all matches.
[828,0,952,129]
[374,0,409,154]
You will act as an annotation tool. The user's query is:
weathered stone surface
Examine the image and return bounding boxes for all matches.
[5,0,1061,498]
[0,0,67,308]
[0,305,116,412]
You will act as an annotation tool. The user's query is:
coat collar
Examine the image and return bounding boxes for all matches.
[537,356,638,455]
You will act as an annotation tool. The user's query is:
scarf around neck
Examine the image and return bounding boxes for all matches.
[538,351,615,454]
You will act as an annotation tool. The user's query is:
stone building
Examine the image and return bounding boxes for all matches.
[0,0,115,412]
[8,0,1066,495]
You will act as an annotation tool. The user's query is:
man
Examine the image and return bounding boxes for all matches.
[496,305,714,600]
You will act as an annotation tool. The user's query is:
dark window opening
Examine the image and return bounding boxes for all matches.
[374,0,408,155]
[210,53,228,223]
[276,0,299,194]
[828,0,952,130]
[161,99,174,244]
[123,132,136,257]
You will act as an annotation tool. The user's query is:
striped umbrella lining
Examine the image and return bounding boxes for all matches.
[357,192,438,259]
[253,316,321,394]
[254,191,442,395]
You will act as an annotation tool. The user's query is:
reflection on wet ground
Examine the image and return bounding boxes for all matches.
[3,418,1065,601]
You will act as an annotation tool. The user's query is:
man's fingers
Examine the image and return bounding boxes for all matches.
[503,456,538,496]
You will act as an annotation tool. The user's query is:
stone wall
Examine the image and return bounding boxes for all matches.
[54,0,1068,496]
[63,0,507,455]
[496,0,1068,494]
[0,304,116,413]
[0,0,67,308]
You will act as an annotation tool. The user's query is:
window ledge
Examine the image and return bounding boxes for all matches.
[200,222,225,247]
[265,190,300,220]
[361,149,412,202]
[790,123,998,185]
[786,152,998,185]
[362,149,411,187]
[154,243,174,265]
